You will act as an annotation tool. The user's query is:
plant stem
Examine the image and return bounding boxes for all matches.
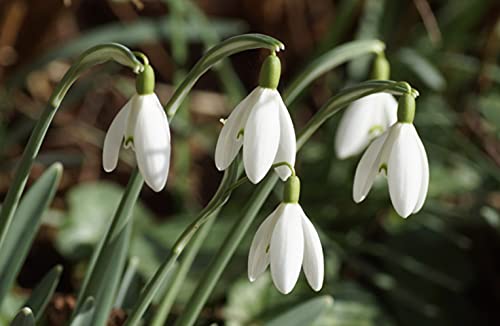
[0,43,142,253]
[150,212,218,326]
[123,162,239,326]
[123,34,284,326]
[173,175,278,326]
[175,81,417,326]
[0,105,57,251]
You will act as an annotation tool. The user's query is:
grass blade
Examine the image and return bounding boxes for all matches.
[70,297,95,326]
[24,265,63,321]
[265,296,334,326]
[9,307,35,326]
[0,163,63,304]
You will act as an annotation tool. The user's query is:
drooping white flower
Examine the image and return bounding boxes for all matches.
[248,176,324,294]
[335,93,397,159]
[352,94,429,218]
[214,53,296,184]
[102,65,171,192]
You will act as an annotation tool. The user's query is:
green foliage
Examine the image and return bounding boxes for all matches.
[9,308,34,326]
[0,163,62,305]
[24,265,62,321]
[1,0,499,325]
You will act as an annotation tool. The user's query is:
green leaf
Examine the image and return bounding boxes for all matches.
[224,275,291,326]
[9,308,34,326]
[0,163,63,304]
[114,257,139,309]
[177,80,418,326]
[265,296,334,326]
[283,40,386,105]
[70,297,95,326]
[397,48,446,91]
[0,43,141,270]
[71,171,143,326]
[75,219,132,326]
[24,265,63,321]
[0,292,26,324]
[347,0,386,81]
[56,181,153,259]
[313,283,395,326]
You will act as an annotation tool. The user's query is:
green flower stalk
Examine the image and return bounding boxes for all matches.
[0,43,143,252]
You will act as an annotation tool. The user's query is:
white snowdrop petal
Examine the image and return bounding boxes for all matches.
[270,204,304,294]
[382,93,398,127]
[273,94,296,180]
[243,88,281,184]
[335,95,378,159]
[103,98,132,172]
[300,208,324,291]
[248,204,283,282]
[412,128,429,213]
[134,94,171,192]
[214,88,260,171]
[352,132,388,202]
[387,124,422,218]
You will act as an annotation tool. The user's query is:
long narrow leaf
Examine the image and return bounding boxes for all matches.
[265,296,334,326]
[10,307,35,326]
[0,163,63,304]
[175,81,416,326]
[283,40,385,104]
[24,265,63,321]
[72,208,134,326]
[70,297,95,326]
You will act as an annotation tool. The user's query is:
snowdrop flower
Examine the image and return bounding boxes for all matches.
[248,175,324,294]
[335,93,397,159]
[353,93,429,218]
[335,52,397,159]
[103,64,171,192]
[215,53,296,184]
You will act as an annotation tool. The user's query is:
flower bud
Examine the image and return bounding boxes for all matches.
[136,64,155,95]
[283,175,300,204]
[259,53,281,90]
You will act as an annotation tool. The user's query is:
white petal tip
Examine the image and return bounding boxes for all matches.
[311,284,323,292]
[275,285,293,295]
[148,181,166,192]
[394,207,412,219]
[247,173,263,184]
[143,174,168,192]
[353,195,365,203]
[215,162,225,172]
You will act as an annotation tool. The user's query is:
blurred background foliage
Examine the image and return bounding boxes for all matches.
[0,0,499,325]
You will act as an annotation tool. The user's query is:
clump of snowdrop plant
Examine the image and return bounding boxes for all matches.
[102,63,171,192]
[335,53,397,158]
[215,52,296,183]
[248,172,324,294]
[353,92,429,218]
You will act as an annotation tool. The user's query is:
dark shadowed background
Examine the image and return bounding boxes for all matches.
[0,0,499,325]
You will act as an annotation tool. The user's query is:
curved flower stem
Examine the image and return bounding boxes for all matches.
[150,213,217,326]
[174,80,418,326]
[0,43,142,252]
[166,33,284,118]
[122,33,284,326]
[283,39,385,104]
[149,39,400,325]
[124,163,240,326]
[271,161,296,176]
